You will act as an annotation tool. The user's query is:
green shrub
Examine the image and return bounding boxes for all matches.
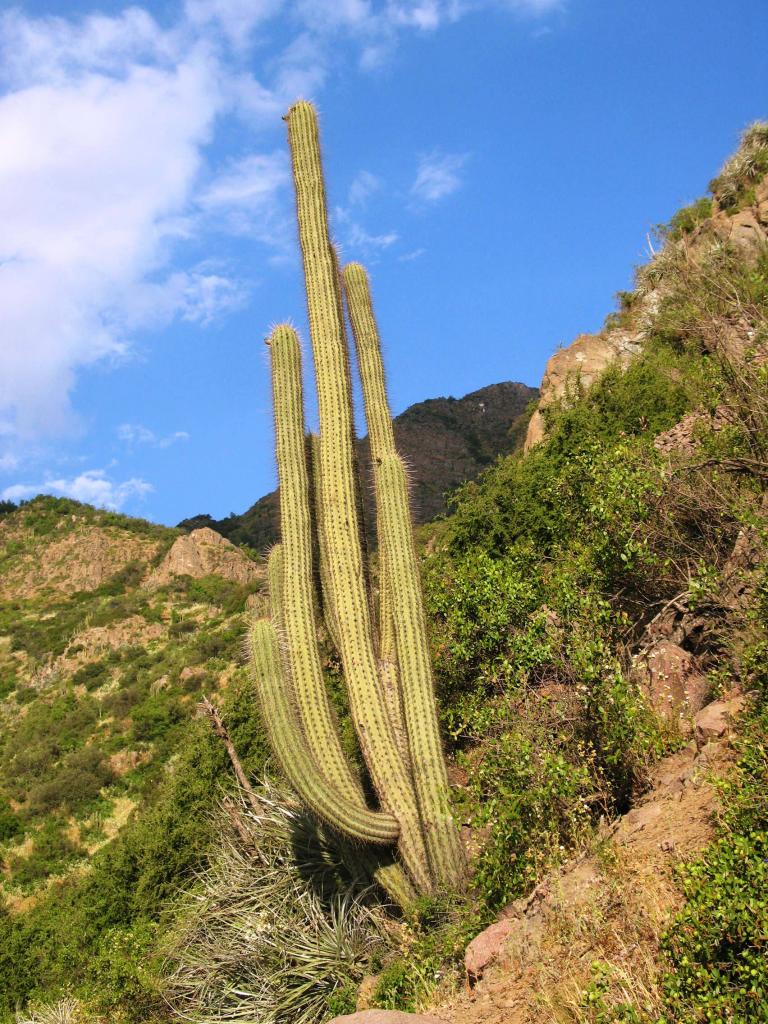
[9,820,84,888]
[665,196,713,240]
[0,798,23,842]
[28,746,114,816]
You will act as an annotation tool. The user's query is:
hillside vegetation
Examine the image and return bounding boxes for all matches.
[1,124,767,1024]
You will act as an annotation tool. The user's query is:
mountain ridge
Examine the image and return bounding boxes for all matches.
[178,379,537,551]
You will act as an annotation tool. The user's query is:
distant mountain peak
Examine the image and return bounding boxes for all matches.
[178,379,538,551]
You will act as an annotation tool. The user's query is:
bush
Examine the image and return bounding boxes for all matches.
[9,820,84,888]
[28,747,115,816]
[0,798,23,842]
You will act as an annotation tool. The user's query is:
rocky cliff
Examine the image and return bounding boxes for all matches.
[525,126,768,451]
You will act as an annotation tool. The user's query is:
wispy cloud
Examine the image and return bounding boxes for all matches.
[199,152,291,249]
[183,0,283,47]
[399,247,426,262]
[411,151,469,202]
[503,0,564,13]
[2,469,152,510]
[117,424,191,448]
[334,204,399,256]
[348,169,381,207]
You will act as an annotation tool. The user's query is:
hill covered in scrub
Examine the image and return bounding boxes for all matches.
[1,122,767,1024]
[178,380,537,551]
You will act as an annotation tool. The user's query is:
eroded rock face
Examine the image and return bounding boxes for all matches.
[524,328,643,450]
[695,695,748,743]
[144,527,263,588]
[0,525,161,598]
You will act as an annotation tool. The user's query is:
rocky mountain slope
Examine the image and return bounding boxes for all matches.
[179,381,537,551]
[2,125,767,1024]
[0,502,266,917]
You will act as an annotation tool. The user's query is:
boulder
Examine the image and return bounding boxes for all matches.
[695,695,747,743]
[633,642,710,722]
[327,1013,446,1024]
[144,527,263,588]
[464,918,513,979]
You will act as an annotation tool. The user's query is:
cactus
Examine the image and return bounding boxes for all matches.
[249,100,465,898]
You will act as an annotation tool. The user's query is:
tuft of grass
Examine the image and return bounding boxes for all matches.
[709,121,768,211]
[163,781,389,1024]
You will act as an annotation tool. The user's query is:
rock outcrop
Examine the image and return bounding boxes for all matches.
[144,527,263,588]
[632,641,710,725]
[525,165,768,453]
[0,524,161,598]
[524,328,642,450]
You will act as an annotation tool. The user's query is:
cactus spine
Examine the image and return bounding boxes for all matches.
[249,100,465,899]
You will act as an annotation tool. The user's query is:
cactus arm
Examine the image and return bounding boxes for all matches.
[308,432,342,653]
[377,455,467,887]
[248,619,399,845]
[269,323,366,806]
[267,543,284,625]
[285,101,432,893]
[266,532,416,907]
[343,262,407,748]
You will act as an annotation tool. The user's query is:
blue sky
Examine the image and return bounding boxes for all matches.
[0,0,766,526]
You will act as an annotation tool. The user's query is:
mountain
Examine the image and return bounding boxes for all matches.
[2,124,768,1024]
[178,380,538,551]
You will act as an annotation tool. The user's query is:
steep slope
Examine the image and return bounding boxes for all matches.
[179,380,537,551]
[2,126,767,1024]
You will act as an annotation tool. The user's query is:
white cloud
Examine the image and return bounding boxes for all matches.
[348,169,381,206]
[2,469,152,510]
[117,424,190,448]
[184,0,283,47]
[0,18,223,440]
[0,8,181,88]
[411,151,468,202]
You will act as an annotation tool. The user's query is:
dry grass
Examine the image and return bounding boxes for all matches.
[162,780,393,1024]
[15,998,82,1024]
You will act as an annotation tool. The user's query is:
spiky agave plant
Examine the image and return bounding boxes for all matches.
[164,783,388,1024]
[248,101,465,901]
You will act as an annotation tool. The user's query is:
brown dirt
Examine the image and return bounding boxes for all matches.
[432,702,741,1024]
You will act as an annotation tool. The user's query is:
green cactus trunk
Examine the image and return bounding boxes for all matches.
[284,101,431,893]
[344,263,466,888]
[249,100,465,901]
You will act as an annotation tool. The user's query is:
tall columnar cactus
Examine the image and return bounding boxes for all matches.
[248,100,465,898]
